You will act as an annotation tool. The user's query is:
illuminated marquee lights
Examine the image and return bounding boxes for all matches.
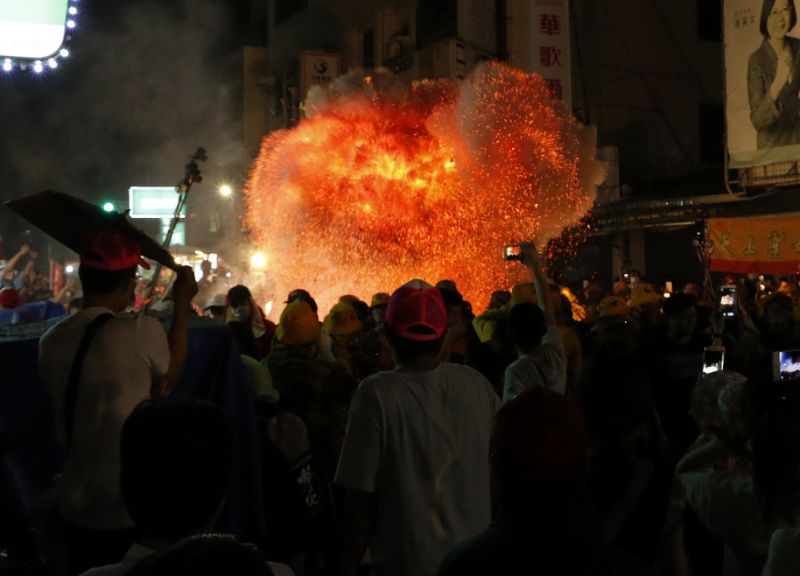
[1,1,79,73]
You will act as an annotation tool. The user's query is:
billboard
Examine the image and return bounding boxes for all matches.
[160,218,185,246]
[129,187,186,219]
[707,215,800,274]
[0,0,71,59]
[725,0,800,168]
[301,52,340,101]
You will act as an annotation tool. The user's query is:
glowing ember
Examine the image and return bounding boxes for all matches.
[245,63,605,314]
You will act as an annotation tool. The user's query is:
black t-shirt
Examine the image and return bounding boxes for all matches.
[438,516,650,576]
[466,341,515,397]
[643,330,711,442]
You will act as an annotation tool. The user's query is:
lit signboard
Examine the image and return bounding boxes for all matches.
[160,218,185,246]
[129,187,186,219]
[0,0,71,59]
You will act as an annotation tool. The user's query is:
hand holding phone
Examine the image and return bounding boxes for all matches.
[773,349,800,381]
[503,245,523,261]
[703,347,725,374]
[720,284,737,318]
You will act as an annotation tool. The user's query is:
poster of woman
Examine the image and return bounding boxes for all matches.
[727,0,800,167]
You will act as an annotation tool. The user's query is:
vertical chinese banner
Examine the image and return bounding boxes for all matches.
[50,260,64,294]
[521,0,572,104]
[533,0,571,103]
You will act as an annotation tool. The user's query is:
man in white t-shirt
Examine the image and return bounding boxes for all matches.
[503,242,566,400]
[335,280,502,576]
[38,229,197,575]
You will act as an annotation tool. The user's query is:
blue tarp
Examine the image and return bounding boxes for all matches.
[0,301,66,325]
[0,315,265,547]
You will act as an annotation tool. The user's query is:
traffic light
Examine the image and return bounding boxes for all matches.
[102,202,115,212]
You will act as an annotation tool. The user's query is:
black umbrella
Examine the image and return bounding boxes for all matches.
[4,190,179,271]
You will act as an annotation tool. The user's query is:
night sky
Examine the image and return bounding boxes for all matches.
[0,0,251,250]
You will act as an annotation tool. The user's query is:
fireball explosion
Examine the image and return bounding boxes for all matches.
[245,62,605,313]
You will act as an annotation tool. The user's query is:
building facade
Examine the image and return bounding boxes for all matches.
[222,0,773,289]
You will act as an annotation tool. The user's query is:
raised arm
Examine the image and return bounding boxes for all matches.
[1,244,30,281]
[520,242,556,327]
[152,266,197,396]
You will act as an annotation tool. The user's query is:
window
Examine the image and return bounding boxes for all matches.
[253,16,268,46]
[275,0,308,25]
[698,0,722,42]
[417,0,458,48]
[699,102,725,164]
[363,30,374,68]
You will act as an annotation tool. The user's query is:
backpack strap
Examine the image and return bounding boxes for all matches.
[64,313,115,451]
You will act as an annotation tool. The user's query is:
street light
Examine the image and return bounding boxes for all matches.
[251,253,266,268]
[220,185,232,196]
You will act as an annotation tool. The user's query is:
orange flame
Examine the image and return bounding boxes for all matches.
[245,63,605,316]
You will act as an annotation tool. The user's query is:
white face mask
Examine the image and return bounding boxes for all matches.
[234,304,251,322]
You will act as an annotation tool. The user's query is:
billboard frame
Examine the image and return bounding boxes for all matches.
[128,186,186,219]
[0,0,77,66]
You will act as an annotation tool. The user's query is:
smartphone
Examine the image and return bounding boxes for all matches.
[773,350,800,381]
[503,245,523,261]
[720,284,737,318]
[703,347,726,375]
[666,281,673,293]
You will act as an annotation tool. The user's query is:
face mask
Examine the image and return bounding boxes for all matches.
[234,304,251,322]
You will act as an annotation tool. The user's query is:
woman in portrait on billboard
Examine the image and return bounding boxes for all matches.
[749,0,800,149]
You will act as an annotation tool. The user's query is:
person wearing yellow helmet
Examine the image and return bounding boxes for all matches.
[629,283,664,335]
[266,301,357,477]
[323,303,364,380]
[581,296,630,359]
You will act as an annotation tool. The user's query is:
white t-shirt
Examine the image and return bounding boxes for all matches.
[39,307,171,530]
[503,326,567,400]
[334,363,502,576]
[679,471,770,576]
[763,528,800,576]
[80,543,295,576]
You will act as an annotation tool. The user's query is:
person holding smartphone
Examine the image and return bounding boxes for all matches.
[503,242,567,400]
[642,291,724,461]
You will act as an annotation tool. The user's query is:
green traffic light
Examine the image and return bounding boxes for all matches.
[103,202,115,212]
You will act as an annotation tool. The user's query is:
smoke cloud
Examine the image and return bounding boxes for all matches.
[0,0,238,250]
[246,63,606,313]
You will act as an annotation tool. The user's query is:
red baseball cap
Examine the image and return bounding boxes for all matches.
[491,387,588,481]
[80,229,150,271]
[0,287,20,308]
[386,279,447,341]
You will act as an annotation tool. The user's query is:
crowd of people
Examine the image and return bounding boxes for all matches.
[6,228,800,576]
[0,243,75,311]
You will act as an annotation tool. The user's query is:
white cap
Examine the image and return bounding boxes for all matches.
[204,293,227,310]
